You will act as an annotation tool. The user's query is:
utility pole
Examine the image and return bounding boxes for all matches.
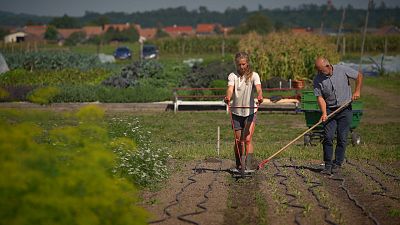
[359,0,372,72]
[320,0,332,34]
[336,7,346,51]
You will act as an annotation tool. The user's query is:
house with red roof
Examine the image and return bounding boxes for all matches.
[139,28,157,39]
[104,23,131,32]
[291,27,313,34]
[163,25,194,38]
[374,25,400,35]
[195,23,224,36]
[22,25,47,40]
[57,28,82,40]
[82,26,103,37]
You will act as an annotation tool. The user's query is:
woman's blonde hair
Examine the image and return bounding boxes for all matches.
[235,52,253,84]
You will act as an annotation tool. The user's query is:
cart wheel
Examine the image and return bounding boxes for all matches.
[351,132,361,146]
[240,155,246,178]
[304,134,311,146]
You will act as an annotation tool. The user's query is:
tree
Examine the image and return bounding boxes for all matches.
[0,27,9,40]
[44,25,58,40]
[65,31,86,46]
[155,28,169,38]
[230,13,272,35]
[49,14,80,28]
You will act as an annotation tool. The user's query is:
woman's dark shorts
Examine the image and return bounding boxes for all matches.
[232,113,257,130]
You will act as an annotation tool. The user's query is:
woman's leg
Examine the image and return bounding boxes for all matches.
[243,121,256,169]
[234,129,243,168]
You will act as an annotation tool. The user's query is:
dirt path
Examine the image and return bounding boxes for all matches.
[141,158,400,225]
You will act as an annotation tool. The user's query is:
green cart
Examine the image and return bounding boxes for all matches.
[301,91,363,146]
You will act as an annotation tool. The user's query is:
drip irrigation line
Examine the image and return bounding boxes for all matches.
[368,161,400,182]
[148,159,222,225]
[272,160,305,225]
[177,160,222,224]
[347,159,399,201]
[288,158,338,225]
[329,172,380,225]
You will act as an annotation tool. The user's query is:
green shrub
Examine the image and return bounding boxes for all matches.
[0,68,112,86]
[0,87,9,99]
[4,51,104,71]
[108,116,171,186]
[51,85,171,103]
[27,86,60,104]
[0,107,148,225]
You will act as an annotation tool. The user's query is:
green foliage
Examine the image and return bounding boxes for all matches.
[209,79,226,95]
[102,60,164,88]
[51,84,171,103]
[332,34,400,53]
[230,12,272,35]
[108,116,171,186]
[239,32,340,81]
[0,27,9,39]
[44,25,59,41]
[103,26,139,43]
[152,36,239,54]
[155,28,169,38]
[49,14,80,28]
[64,31,87,46]
[181,61,235,88]
[4,51,104,71]
[0,87,9,99]
[27,86,60,104]
[0,107,148,225]
[0,68,112,86]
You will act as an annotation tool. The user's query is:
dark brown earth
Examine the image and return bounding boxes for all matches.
[140,157,400,225]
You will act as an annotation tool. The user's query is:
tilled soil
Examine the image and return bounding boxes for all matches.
[140,158,400,225]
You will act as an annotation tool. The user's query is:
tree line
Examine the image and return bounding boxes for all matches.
[0,3,399,30]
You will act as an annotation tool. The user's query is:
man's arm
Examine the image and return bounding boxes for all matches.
[317,96,328,122]
[255,84,263,104]
[352,71,363,100]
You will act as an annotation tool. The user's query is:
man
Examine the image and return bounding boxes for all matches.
[313,57,363,175]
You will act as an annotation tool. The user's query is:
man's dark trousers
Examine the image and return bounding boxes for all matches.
[323,106,352,167]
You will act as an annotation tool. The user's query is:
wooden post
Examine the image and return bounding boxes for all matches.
[217,126,220,156]
[342,36,346,56]
[359,0,372,72]
[384,36,388,56]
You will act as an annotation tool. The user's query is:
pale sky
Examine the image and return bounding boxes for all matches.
[0,0,399,16]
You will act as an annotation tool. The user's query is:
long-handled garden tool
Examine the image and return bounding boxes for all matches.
[257,100,352,170]
[228,104,259,178]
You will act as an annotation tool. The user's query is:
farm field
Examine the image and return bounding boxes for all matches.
[1,74,399,224]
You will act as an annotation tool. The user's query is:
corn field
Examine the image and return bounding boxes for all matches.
[239,32,340,81]
[151,36,239,54]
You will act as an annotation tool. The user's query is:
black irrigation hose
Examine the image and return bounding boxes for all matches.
[347,159,400,201]
[148,160,222,225]
[272,160,305,225]
[177,160,222,225]
[330,175,380,225]
[288,158,338,225]
[367,161,400,182]
[280,160,380,225]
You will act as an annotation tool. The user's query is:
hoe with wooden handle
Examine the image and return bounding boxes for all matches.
[257,100,352,170]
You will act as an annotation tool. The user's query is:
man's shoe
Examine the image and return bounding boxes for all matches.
[331,164,342,174]
[320,165,332,175]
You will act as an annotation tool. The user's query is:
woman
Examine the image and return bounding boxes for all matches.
[224,52,263,170]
